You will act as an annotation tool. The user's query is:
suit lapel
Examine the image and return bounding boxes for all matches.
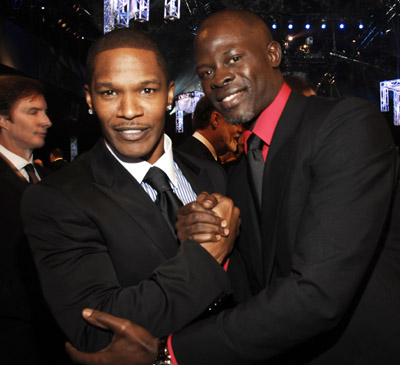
[173,149,216,194]
[0,154,29,192]
[89,141,179,259]
[260,93,309,283]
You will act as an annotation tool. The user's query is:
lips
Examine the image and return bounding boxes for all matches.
[115,126,150,141]
[217,89,245,109]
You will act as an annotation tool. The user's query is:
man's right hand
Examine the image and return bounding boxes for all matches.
[176,192,240,264]
[65,309,158,365]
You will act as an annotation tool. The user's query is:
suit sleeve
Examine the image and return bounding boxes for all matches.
[170,98,398,363]
[21,183,232,353]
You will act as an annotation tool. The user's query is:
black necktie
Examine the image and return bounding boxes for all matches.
[24,163,39,184]
[246,133,265,212]
[143,167,183,234]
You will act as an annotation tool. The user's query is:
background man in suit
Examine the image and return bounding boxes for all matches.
[66,9,400,365]
[48,147,67,171]
[178,95,243,164]
[21,27,239,355]
[0,75,70,363]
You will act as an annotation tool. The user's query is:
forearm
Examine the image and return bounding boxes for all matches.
[21,186,232,352]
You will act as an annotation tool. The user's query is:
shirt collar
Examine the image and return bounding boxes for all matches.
[244,83,291,153]
[192,131,218,161]
[0,144,32,170]
[105,134,178,187]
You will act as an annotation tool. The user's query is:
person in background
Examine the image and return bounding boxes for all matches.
[65,8,400,365]
[33,158,44,167]
[21,27,239,356]
[283,74,317,96]
[48,147,67,171]
[0,74,70,364]
[178,95,243,164]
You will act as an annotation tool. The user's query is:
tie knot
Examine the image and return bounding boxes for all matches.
[24,163,35,173]
[143,167,172,195]
[247,133,264,151]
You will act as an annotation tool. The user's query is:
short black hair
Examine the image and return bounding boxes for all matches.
[192,96,215,131]
[0,75,45,118]
[86,27,169,85]
[50,148,63,159]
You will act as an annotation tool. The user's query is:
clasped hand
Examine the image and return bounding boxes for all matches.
[176,192,241,264]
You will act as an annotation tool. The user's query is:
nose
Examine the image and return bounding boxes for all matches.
[210,68,234,89]
[41,113,52,128]
[117,93,143,119]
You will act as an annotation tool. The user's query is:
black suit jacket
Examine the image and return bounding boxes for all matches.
[48,158,68,171]
[172,94,400,364]
[0,156,70,364]
[178,135,218,163]
[21,140,231,352]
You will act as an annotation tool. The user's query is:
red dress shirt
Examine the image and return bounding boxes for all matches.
[244,83,291,161]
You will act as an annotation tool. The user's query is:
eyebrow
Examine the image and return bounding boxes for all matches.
[24,107,43,112]
[95,80,162,88]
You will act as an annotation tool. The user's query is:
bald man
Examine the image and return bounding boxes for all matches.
[66,9,400,365]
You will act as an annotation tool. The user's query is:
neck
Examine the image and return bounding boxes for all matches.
[0,139,32,161]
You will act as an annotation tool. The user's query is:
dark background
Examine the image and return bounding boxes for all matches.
[1,0,399,165]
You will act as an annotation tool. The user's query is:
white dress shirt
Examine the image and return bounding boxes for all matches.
[0,144,40,182]
[105,134,197,204]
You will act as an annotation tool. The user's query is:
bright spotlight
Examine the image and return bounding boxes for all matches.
[358,23,364,29]
[305,23,311,30]
[288,23,293,30]
[272,23,277,30]
[339,23,345,29]
[321,23,327,29]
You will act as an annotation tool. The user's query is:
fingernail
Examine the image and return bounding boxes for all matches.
[82,308,94,318]
[215,235,221,240]
[224,228,229,235]
[221,220,227,227]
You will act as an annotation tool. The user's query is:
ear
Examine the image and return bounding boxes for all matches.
[167,81,175,107]
[210,111,220,128]
[0,114,10,131]
[267,41,282,68]
[84,84,93,111]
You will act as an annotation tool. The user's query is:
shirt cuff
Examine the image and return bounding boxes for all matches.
[167,334,178,365]
[223,257,230,272]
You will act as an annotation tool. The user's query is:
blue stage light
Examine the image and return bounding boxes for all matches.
[288,23,293,30]
[272,23,277,29]
[305,23,311,30]
[321,23,327,29]
[339,23,345,29]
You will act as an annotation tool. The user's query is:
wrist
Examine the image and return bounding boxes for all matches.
[154,337,171,365]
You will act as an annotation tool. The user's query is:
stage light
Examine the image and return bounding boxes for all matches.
[288,35,293,41]
[272,23,277,30]
[288,23,293,30]
[339,23,345,29]
[358,21,364,29]
[133,0,150,22]
[381,79,400,125]
[164,0,180,21]
[305,23,311,30]
[321,23,326,29]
